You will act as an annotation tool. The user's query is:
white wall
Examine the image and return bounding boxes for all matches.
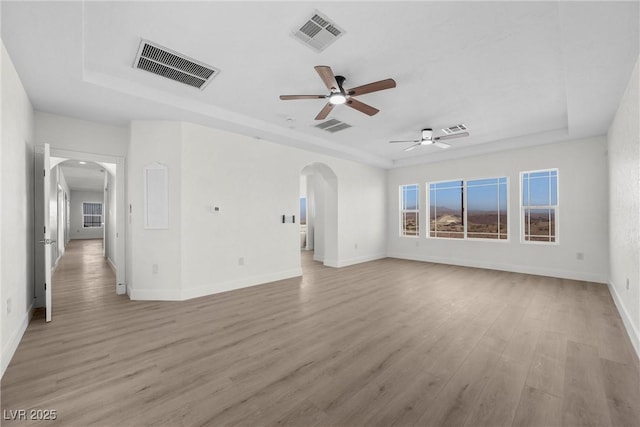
[49,165,71,267]
[35,112,128,157]
[387,136,609,283]
[70,190,104,240]
[1,41,35,377]
[608,56,640,355]
[127,121,183,300]
[56,167,70,258]
[126,121,387,300]
[105,170,117,269]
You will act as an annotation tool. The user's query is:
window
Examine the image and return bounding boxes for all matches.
[83,202,102,228]
[467,177,508,240]
[521,169,558,243]
[400,184,419,236]
[428,177,508,240]
[429,180,464,239]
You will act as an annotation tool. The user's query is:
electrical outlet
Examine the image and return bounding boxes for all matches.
[626,278,630,290]
[152,264,159,274]
[6,298,11,315]
[576,252,584,261]
[238,257,245,266]
[354,243,358,249]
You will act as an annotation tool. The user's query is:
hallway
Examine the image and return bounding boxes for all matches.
[50,239,117,315]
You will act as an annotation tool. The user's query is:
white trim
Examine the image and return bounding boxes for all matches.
[400,183,420,237]
[323,258,339,268]
[1,302,35,379]
[519,168,559,244]
[386,252,608,284]
[128,268,303,301]
[128,287,182,301]
[608,281,640,359]
[106,256,117,274]
[181,268,302,300]
[332,253,386,268]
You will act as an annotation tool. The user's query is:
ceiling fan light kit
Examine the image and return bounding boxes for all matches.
[390,128,470,152]
[279,65,396,120]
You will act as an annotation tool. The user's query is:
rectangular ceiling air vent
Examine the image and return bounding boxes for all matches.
[133,39,219,90]
[292,11,345,52]
[315,119,352,133]
[442,123,468,135]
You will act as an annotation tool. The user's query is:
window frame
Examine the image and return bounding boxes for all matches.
[465,176,509,242]
[82,202,103,229]
[399,184,420,238]
[428,178,465,240]
[427,176,510,242]
[519,168,559,245]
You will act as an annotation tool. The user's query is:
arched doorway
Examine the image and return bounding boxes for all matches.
[300,163,338,267]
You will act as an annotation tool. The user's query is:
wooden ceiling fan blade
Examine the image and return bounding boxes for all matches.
[280,95,327,100]
[345,98,379,116]
[314,65,339,91]
[347,78,396,96]
[433,141,451,149]
[315,103,335,120]
[435,132,469,141]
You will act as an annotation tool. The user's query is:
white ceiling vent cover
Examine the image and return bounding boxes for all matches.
[442,123,468,135]
[133,39,219,90]
[292,11,345,52]
[315,119,352,133]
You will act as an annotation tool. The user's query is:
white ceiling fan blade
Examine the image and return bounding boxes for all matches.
[404,142,422,152]
[433,141,451,149]
[434,131,469,141]
[390,139,420,144]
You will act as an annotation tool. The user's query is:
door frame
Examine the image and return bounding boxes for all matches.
[50,148,126,295]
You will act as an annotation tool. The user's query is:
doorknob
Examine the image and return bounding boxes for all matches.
[39,239,56,245]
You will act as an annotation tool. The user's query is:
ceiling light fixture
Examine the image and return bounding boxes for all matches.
[79,161,87,165]
[329,92,346,105]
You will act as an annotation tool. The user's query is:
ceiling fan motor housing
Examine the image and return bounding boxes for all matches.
[421,128,433,140]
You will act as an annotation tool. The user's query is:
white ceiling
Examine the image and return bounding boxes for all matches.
[56,159,105,192]
[2,1,638,169]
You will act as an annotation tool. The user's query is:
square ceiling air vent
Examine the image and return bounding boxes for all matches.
[315,119,352,133]
[292,11,345,52]
[133,39,219,90]
[442,123,468,135]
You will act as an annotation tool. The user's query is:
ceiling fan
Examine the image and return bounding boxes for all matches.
[390,128,469,151]
[279,65,396,120]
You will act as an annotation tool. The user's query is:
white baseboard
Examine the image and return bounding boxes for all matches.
[181,268,303,300]
[608,281,640,359]
[332,253,386,268]
[1,302,35,379]
[106,257,117,274]
[129,268,303,301]
[386,252,608,284]
[128,287,182,301]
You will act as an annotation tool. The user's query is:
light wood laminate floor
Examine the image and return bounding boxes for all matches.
[2,239,639,426]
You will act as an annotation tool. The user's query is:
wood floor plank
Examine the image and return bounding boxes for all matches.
[1,239,638,427]
[512,385,563,427]
[464,317,541,427]
[526,330,567,398]
[562,340,613,427]
[600,358,640,427]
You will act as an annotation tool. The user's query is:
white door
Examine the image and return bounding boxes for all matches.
[35,143,53,322]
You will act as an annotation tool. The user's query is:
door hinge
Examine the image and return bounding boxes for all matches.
[44,283,47,290]
[43,169,46,177]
